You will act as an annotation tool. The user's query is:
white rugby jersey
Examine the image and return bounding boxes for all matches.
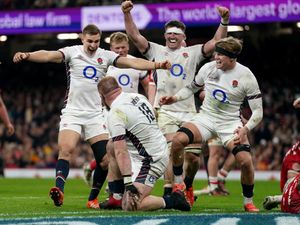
[59,45,118,113]
[107,92,167,162]
[144,42,205,112]
[195,61,261,119]
[107,55,148,93]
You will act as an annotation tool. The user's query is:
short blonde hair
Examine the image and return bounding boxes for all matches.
[109,32,129,45]
[215,36,243,57]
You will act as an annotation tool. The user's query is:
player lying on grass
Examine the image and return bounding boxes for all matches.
[263,98,300,214]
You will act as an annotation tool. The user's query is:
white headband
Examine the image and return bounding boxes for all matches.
[165,27,185,35]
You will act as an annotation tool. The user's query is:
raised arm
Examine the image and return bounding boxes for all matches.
[202,6,230,56]
[13,50,63,64]
[122,0,149,53]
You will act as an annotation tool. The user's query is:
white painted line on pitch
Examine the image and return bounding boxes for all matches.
[133,219,169,225]
[276,216,300,225]
[0,212,288,220]
[4,222,98,225]
[211,218,240,225]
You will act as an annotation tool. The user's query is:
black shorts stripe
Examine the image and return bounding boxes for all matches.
[126,130,153,161]
[135,158,151,184]
[112,135,126,142]
[246,93,262,100]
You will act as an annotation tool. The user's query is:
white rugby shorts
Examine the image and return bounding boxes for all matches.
[59,110,108,140]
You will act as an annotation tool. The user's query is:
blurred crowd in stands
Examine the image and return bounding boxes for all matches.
[0,0,186,10]
[0,86,93,169]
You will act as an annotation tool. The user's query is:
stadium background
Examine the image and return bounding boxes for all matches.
[0,0,299,174]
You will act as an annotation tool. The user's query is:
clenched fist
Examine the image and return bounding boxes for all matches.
[13,52,30,63]
[217,6,230,24]
[155,60,171,70]
[121,0,133,13]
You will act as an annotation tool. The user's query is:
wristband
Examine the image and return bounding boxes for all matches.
[221,18,229,26]
[123,175,132,185]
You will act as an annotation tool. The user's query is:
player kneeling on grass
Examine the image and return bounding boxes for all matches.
[98,76,190,211]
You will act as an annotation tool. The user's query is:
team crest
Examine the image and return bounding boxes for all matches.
[97,58,103,64]
[232,80,238,88]
[182,52,189,58]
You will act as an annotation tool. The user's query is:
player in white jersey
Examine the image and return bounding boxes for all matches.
[195,90,234,196]
[160,37,263,212]
[82,32,151,208]
[107,32,149,95]
[97,76,190,211]
[122,0,230,206]
[13,24,171,208]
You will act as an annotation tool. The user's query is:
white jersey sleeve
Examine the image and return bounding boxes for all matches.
[194,62,212,87]
[242,69,263,130]
[143,42,205,113]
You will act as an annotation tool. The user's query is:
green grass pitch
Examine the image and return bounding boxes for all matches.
[0,178,281,218]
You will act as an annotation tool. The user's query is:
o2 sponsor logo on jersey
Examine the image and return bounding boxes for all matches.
[212,89,229,103]
[83,66,99,82]
[118,74,131,86]
[170,64,186,80]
